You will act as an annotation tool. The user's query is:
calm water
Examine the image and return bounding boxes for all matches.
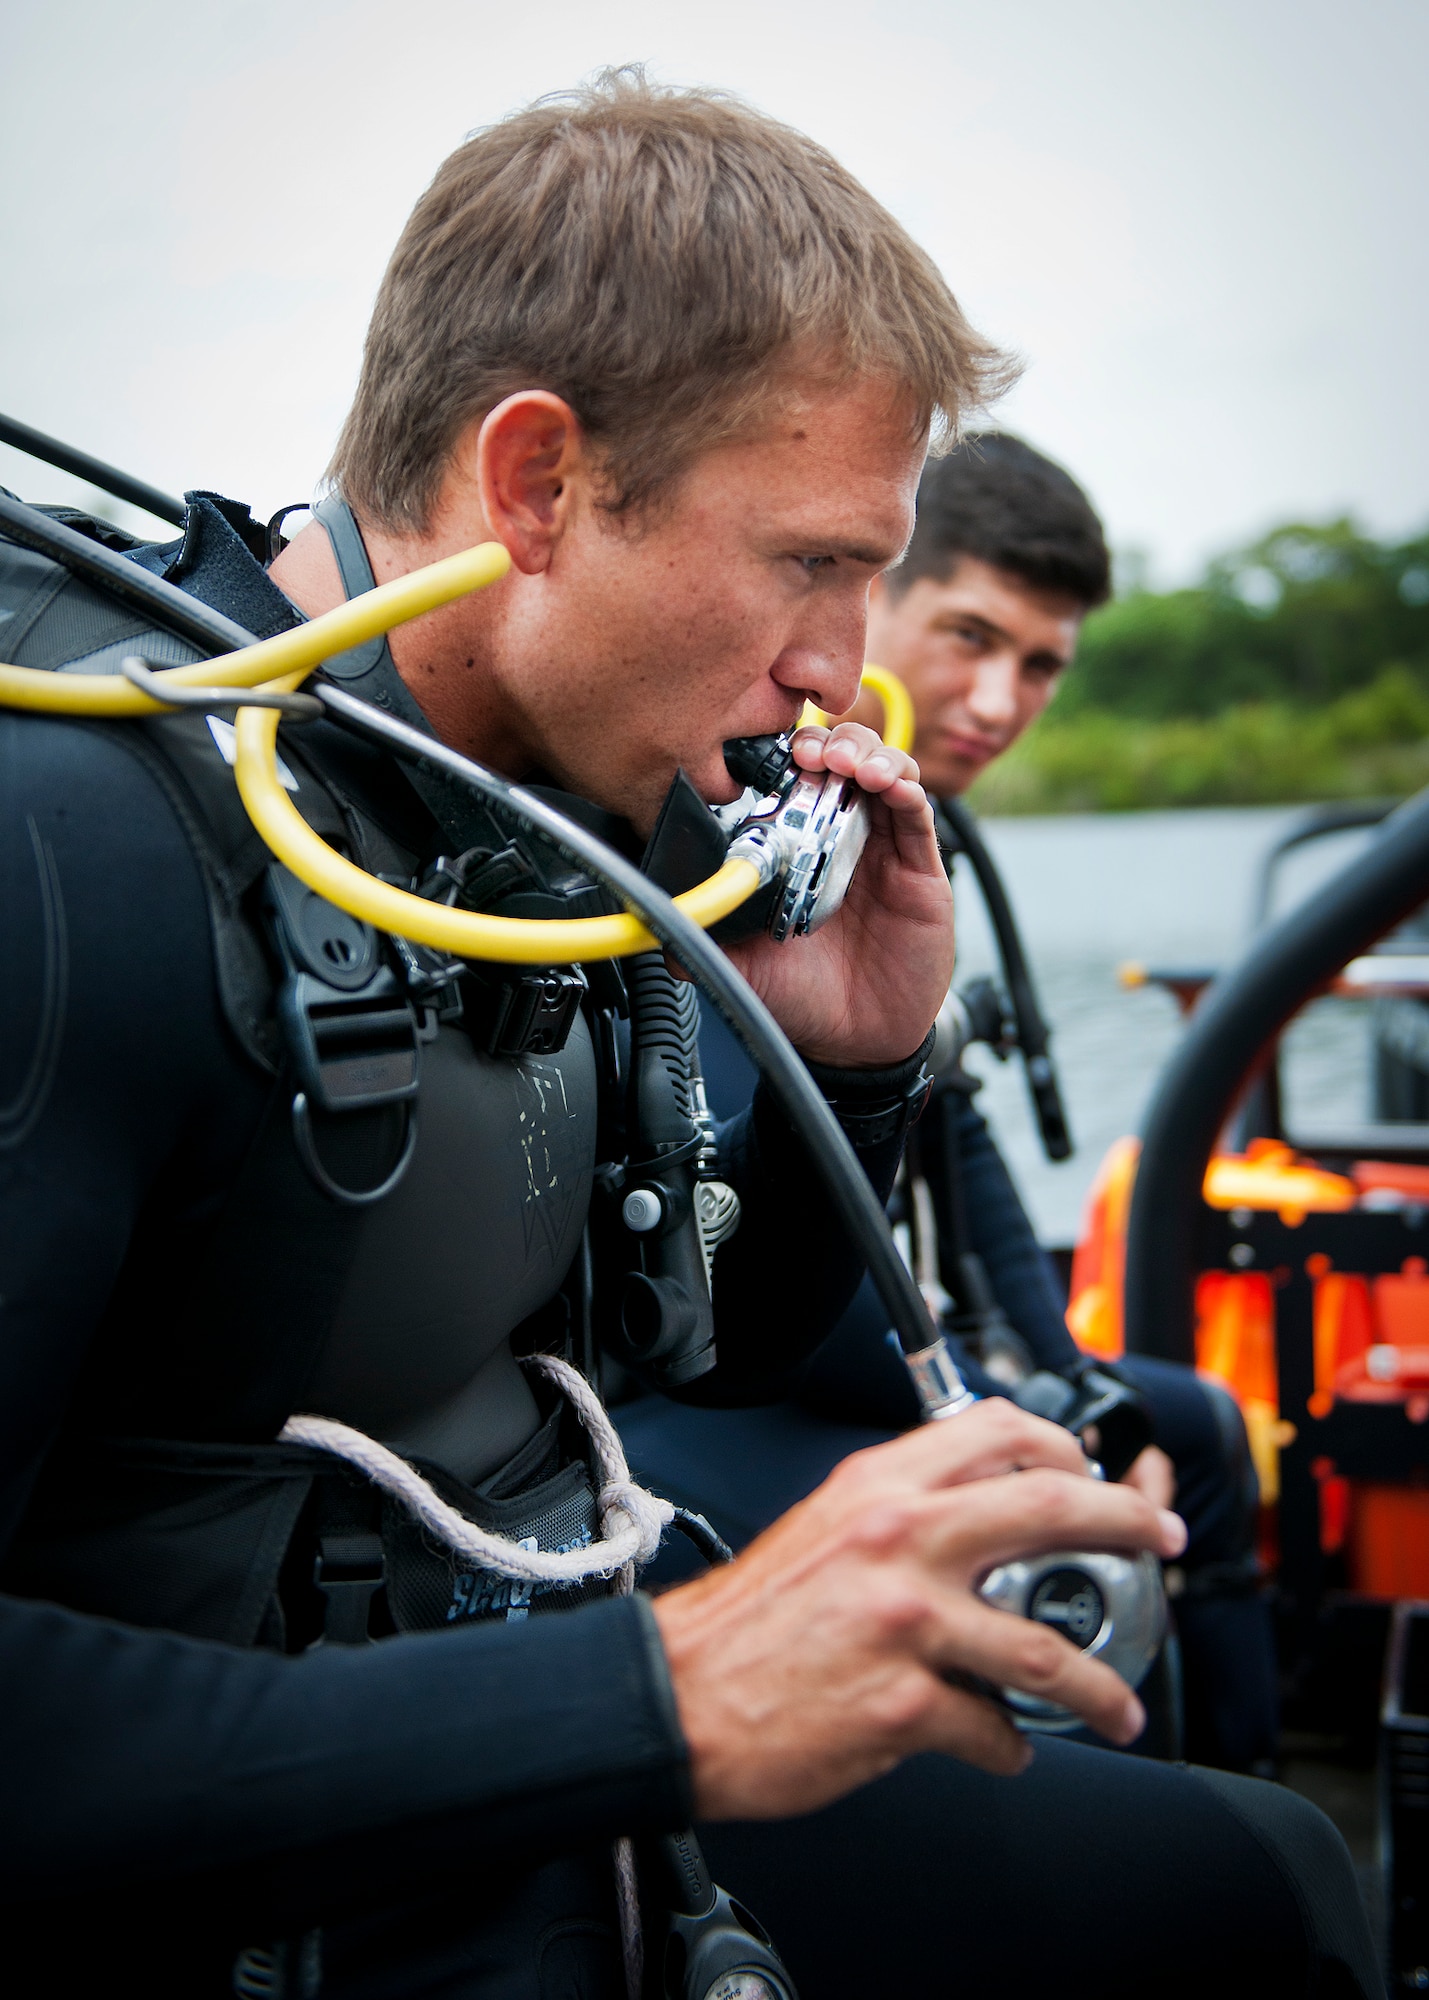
[952,807,1378,1245]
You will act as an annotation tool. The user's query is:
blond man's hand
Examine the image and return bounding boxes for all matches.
[723,722,953,1069]
[652,1399,1187,1822]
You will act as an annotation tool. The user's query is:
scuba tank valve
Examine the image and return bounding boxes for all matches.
[926,975,1014,1082]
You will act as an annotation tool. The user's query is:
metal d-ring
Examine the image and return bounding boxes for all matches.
[121,655,323,719]
[290,1091,418,1206]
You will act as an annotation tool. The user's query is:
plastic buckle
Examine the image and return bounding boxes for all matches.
[265,864,421,1113]
[312,1531,386,1646]
[469,967,588,1059]
[413,848,589,1059]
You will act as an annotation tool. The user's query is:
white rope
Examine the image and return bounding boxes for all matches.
[282,1355,662,1996]
[279,1355,673,1585]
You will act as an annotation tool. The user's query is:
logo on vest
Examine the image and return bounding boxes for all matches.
[445,1525,595,1624]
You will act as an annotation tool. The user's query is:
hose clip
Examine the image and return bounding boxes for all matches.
[263,863,423,1204]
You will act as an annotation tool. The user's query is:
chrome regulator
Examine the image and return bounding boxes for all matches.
[718,734,871,941]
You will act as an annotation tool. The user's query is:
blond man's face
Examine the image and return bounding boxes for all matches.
[862,557,1084,798]
[485,373,924,831]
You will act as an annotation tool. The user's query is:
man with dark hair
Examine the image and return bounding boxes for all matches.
[0,66,1369,1998]
[623,431,1278,1778]
[864,430,1110,797]
[897,429,1113,597]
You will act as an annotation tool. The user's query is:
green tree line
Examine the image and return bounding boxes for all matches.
[970,518,1429,813]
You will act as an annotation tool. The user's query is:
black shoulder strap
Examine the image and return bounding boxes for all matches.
[0,506,361,1071]
[313,495,514,854]
[0,530,204,676]
[100,713,357,1074]
[313,495,436,737]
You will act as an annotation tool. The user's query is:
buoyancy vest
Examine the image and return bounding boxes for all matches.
[0,494,634,1649]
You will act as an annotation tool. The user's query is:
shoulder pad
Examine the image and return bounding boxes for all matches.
[0,496,364,1074]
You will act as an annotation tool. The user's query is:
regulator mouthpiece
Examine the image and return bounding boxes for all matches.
[723,734,796,797]
[718,736,872,944]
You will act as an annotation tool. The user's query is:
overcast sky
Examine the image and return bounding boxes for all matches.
[3,0,1426,581]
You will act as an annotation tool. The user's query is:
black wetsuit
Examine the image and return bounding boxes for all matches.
[0,497,918,1991]
[0,499,1380,1997]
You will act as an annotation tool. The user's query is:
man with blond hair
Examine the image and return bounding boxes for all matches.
[0,71,1376,1999]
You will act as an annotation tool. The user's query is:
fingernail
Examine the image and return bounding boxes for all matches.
[1118,1695,1146,1743]
[1158,1508,1188,1556]
[861,754,895,780]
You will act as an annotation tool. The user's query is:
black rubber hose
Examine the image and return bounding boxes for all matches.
[627,952,701,1127]
[1249,798,1397,929]
[0,491,940,1360]
[939,795,1073,1161]
[0,489,249,653]
[1124,787,1429,1363]
[0,411,186,527]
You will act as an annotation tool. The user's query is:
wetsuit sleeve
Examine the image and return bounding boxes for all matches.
[0,718,689,1918]
[953,1092,1082,1375]
[0,1589,687,1920]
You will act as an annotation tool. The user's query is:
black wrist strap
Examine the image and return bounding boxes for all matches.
[804,1027,936,1150]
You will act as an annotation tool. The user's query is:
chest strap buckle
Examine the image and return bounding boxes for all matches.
[265,863,421,1113]
[265,864,423,1205]
[311,1530,387,1646]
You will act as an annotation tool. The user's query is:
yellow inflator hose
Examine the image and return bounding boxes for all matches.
[234,694,761,962]
[802,662,917,755]
[0,544,514,716]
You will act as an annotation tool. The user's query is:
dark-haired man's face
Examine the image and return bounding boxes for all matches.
[862,558,1082,797]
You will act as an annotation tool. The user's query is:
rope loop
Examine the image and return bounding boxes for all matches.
[279,1354,673,1586]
